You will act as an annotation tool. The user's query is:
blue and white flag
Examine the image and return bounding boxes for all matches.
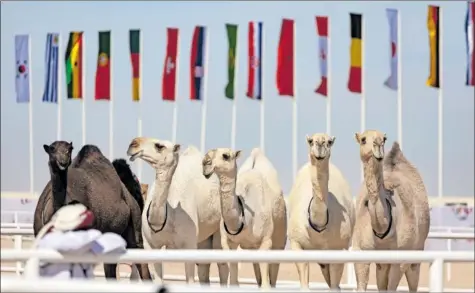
[15,35,30,103]
[43,33,59,103]
[384,9,398,91]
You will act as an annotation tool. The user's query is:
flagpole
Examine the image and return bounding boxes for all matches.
[200,28,210,154]
[360,16,366,182]
[28,35,35,197]
[326,20,332,135]
[57,34,62,141]
[172,32,180,143]
[292,22,298,181]
[82,34,87,146]
[230,32,238,151]
[109,32,114,159]
[397,11,403,148]
[137,31,143,181]
[260,25,265,152]
[437,9,443,199]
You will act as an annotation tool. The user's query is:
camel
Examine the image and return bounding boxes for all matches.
[202,148,287,289]
[126,137,228,285]
[352,130,430,292]
[287,133,355,291]
[33,141,151,280]
[140,183,149,201]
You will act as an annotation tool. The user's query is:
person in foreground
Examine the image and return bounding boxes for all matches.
[33,202,127,279]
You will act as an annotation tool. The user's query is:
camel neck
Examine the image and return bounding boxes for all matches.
[148,167,175,229]
[217,169,243,233]
[50,164,67,212]
[363,158,391,236]
[309,160,329,227]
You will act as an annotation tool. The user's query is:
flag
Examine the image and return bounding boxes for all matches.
[276,18,295,97]
[427,5,440,88]
[465,1,475,87]
[42,33,59,103]
[246,21,263,100]
[95,31,111,100]
[15,34,30,103]
[65,32,83,99]
[225,24,238,100]
[348,13,363,93]
[130,29,141,101]
[190,26,206,101]
[384,9,398,91]
[315,16,328,97]
[162,28,179,101]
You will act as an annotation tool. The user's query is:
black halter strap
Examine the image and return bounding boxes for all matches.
[223,196,245,236]
[307,197,330,233]
[146,202,168,233]
[372,198,393,239]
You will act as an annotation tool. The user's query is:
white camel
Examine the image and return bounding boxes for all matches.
[202,148,287,289]
[126,137,228,285]
[288,133,355,291]
[352,130,430,292]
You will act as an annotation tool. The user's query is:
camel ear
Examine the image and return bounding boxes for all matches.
[69,141,73,150]
[173,144,181,153]
[43,144,51,154]
[354,133,361,144]
[328,136,336,146]
[234,150,242,159]
[383,133,387,142]
[306,135,313,145]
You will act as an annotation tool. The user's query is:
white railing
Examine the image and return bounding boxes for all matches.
[1,249,473,292]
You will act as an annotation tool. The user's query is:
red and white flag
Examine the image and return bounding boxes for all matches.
[246,21,263,100]
[276,18,294,97]
[384,9,398,90]
[315,16,328,97]
[466,1,475,87]
[162,28,179,101]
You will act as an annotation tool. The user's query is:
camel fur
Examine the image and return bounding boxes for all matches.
[202,148,287,289]
[287,133,355,290]
[352,130,430,292]
[33,141,151,280]
[126,137,228,285]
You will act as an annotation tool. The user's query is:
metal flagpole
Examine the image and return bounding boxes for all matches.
[260,24,265,152]
[360,16,366,182]
[137,30,143,181]
[171,32,180,143]
[326,19,332,135]
[397,11,403,149]
[82,33,87,146]
[292,22,298,180]
[230,32,238,151]
[200,28,210,154]
[57,33,62,141]
[109,32,114,159]
[437,9,443,199]
[28,35,35,197]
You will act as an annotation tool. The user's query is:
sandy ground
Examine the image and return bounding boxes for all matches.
[1,237,473,291]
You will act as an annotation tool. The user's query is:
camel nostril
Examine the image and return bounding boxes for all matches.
[130,140,139,148]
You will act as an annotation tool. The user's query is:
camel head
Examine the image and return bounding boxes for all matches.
[202,148,242,179]
[126,137,180,170]
[354,130,387,163]
[43,141,73,171]
[306,133,336,164]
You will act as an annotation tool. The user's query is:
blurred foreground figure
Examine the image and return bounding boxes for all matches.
[33,203,127,279]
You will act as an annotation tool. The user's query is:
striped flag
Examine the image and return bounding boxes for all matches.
[348,13,363,93]
[42,33,59,103]
[130,29,141,101]
[162,28,179,101]
[225,24,238,100]
[276,18,295,97]
[65,32,83,99]
[15,35,30,103]
[190,26,206,101]
[465,1,475,87]
[384,9,398,91]
[246,21,263,100]
[315,16,328,97]
[427,5,440,88]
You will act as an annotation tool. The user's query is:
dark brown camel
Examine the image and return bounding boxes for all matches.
[33,141,151,280]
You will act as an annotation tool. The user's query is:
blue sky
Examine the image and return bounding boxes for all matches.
[1,1,473,198]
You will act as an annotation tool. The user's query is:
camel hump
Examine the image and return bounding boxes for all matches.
[383,141,404,169]
[72,144,105,167]
[112,158,144,211]
[182,145,201,157]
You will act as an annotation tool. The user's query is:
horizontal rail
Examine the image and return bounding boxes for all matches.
[2,249,474,263]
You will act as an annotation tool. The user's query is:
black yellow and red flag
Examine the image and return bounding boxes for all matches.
[348,13,362,93]
[427,5,440,88]
[65,32,83,99]
[130,29,140,101]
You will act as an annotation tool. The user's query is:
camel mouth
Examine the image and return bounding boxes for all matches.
[56,161,69,171]
[374,156,383,161]
[129,150,143,162]
[203,172,212,179]
[314,155,325,161]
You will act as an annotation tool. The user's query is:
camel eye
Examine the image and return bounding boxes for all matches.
[222,153,230,160]
[155,143,165,151]
[307,139,313,145]
[361,137,366,145]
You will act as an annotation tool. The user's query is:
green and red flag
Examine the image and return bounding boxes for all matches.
[95,31,111,100]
